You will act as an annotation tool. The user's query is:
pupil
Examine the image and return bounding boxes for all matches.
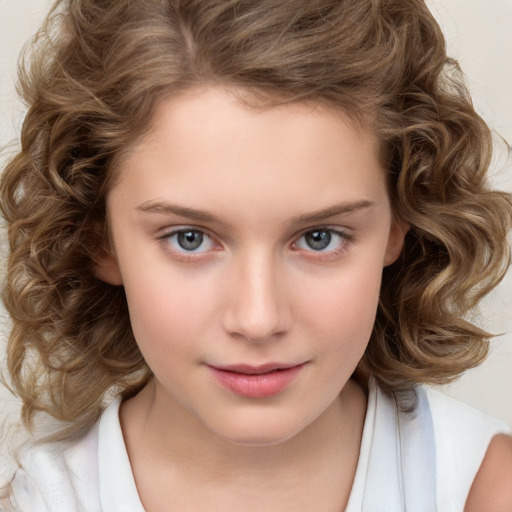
[306,230,331,250]
[178,231,203,250]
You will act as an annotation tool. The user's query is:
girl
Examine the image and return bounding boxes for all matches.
[1,0,512,510]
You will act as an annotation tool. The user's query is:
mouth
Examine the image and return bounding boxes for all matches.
[207,362,306,398]
[211,362,303,375]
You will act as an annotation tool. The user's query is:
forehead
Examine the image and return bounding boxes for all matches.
[120,85,375,160]
[109,86,388,224]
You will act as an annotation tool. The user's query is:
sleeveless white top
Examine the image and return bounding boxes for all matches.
[2,379,510,512]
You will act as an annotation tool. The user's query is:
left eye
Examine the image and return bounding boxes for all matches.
[295,229,347,252]
[165,229,216,253]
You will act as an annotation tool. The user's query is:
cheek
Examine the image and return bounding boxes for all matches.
[120,264,219,358]
[300,262,383,356]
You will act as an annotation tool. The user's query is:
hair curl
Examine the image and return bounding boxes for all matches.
[1,0,511,441]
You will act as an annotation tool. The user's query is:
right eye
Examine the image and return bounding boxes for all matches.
[163,228,217,253]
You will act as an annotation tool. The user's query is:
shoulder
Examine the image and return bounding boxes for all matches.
[426,386,510,444]
[8,421,101,512]
[426,387,511,453]
[465,433,512,512]
[424,387,512,509]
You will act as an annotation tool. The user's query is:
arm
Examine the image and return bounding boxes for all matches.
[465,434,512,512]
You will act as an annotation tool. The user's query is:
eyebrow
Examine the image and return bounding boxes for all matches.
[137,201,221,223]
[137,199,374,225]
[290,200,374,224]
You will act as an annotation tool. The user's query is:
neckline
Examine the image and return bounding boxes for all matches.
[343,377,377,511]
[98,395,145,512]
[97,382,378,511]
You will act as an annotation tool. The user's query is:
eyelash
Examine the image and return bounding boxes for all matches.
[157,226,353,261]
[158,227,220,260]
[292,227,353,260]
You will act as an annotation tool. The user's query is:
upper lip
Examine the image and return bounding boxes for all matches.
[208,362,304,375]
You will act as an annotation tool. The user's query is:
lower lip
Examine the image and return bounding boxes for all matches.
[208,365,304,398]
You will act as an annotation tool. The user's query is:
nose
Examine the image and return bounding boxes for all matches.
[222,251,292,343]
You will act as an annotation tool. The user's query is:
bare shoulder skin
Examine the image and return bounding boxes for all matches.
[465,434,512,512]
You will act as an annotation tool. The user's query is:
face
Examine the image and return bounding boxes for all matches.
[100,87,405,446]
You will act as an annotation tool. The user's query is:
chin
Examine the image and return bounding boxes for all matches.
[206,413,309,448]
[218,431,299,448]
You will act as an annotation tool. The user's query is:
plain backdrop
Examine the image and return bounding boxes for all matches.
[0,0,511,434]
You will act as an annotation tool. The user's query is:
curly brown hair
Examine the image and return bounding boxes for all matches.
[1,0,511,441]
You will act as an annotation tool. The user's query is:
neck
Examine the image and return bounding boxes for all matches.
[120,379,367,511]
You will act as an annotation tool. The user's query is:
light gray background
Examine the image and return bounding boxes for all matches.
[0,0,511,435]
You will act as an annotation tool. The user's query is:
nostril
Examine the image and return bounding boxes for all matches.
[221,259,292,342]
[223,303,290,343]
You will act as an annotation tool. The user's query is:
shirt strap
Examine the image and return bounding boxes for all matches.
[362,381,437,511]
[398,386,437,511]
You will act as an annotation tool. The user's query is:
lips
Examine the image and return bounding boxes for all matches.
[207,362,305,398]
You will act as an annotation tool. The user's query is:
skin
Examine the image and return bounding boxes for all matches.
[96,86,512,511]
[465,434,512,512]
[97,86,404,511]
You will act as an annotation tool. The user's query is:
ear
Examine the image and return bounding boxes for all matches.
[383,217,409,267]
[93,245,123,285]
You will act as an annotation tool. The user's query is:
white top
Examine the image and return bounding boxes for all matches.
[345,382,511,512]
[2,380,510,512]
